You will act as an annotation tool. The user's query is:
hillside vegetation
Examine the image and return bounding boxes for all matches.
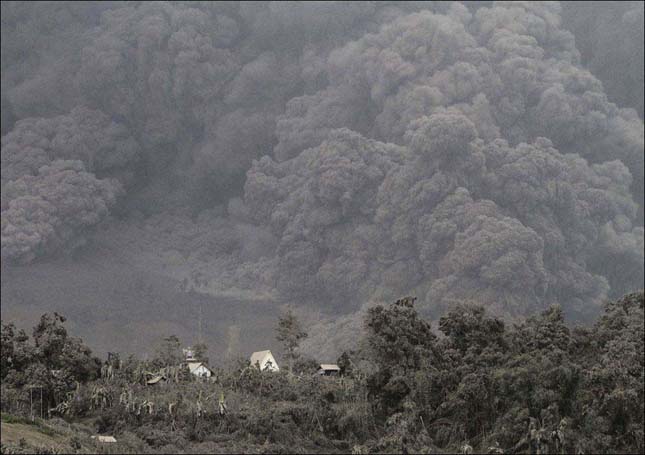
[2,291,643,454]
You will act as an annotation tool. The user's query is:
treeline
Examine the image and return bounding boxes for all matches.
[1,291,643,454]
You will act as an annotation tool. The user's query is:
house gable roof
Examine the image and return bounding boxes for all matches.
[250,350,273,365]
[187,361,212,374]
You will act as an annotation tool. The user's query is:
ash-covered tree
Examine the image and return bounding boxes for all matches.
[153,335,183,368]
[30,313,100,383]
[364,296,437,422]
[192,342,209,365]
[438,303,507,357]
[32,313,68,369]
[431,304,510,446]
[365,297,435,375]
[575,291,645,454]
[275,308,308,374]
[337,351,354,377]
[0,322,32,381]
[1,313,100,412]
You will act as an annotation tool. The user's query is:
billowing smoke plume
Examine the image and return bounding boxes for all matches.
[243,2,643,318]
[1,160,122,264]
[562,1,644,117]
[1,2,643,354]
[1,107,132,263]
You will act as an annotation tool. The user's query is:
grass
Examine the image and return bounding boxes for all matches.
[1,422,61,449]
[1,413,37,425]
[0,413,151,455]
[0,413,60,437]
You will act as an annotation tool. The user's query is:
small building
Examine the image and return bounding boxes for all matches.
[250,350,279,372]
[187,361,213,378]
[317,364,341,376]
[92,435,117,443]
[183,348,196,362]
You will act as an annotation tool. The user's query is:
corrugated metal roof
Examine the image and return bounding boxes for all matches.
[319,364,340,371]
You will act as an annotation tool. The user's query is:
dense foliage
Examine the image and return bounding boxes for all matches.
[1,291,642,453]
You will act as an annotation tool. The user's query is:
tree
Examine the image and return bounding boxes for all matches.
[337,351,354,377]
[365,297,435,375]
[1,322,32,381]
[438,303,506,355]
[30,313,100,382]
[275,309,308,374]
[153,335,183,368]
[364,296,437,422]
[575,291,644,453]
[1,313,100,412]
[32,313,69,370]
[192,342,209,365]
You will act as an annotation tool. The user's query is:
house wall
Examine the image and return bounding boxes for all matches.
[187,362,212,378]
[260,355,279,371]
[194,365,211,377]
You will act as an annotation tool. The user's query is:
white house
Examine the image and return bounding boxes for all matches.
[187,361,213,378]
[250,350,279,372]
